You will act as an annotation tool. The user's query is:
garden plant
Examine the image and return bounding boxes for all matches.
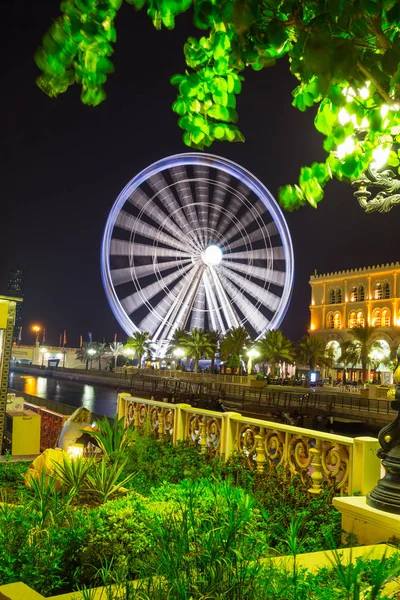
[0,422,400,598]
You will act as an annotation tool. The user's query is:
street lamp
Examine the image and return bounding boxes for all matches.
[32,325,41,345]
[40,347,47,367]
[87,347,97,370]
[246,348,260,375]
[173,348,186,370]
[123,348,135,366]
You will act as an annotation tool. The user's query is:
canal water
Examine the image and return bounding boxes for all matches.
[9,372,118,418]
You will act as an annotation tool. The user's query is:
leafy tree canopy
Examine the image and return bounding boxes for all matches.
[36,0,400,209]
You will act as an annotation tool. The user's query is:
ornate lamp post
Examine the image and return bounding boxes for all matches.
[367,349,400,513]
[352,166,400,213]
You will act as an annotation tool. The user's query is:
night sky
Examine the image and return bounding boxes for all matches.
[2,0,399,347]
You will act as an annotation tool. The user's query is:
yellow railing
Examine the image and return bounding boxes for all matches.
[117,393,381,496]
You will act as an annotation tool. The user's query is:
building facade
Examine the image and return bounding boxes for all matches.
[309,262,400,381]
[7,270,24,342]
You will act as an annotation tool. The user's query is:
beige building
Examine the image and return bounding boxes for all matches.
[309,262,400,381]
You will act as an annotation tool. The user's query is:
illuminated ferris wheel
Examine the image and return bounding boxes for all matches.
[101,153,294,344]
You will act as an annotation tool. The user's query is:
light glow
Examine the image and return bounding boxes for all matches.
[202,244,223,266]
[371,144,391,170]
[67,444,84,460]
[336,136,355,159]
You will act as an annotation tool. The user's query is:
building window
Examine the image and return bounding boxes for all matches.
[359,286,365,301]
[372,309,381,327]
[375,282,382,299]
[383,282,390,299]
[382,309,390,327]
[351,286,358,302]
[327,313,334,329]
[337,288,342,303]
[329,289,336,304]
[356,310,365,327]
[334,312,342,329]
[348,311,357,328]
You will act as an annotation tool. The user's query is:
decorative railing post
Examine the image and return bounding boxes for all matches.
[351,437,381,495]
[255,432,266,473]
[173,404,192,445]
[309,439,323,495]
[117,393,132,421]
[222,412,241,460]
[133,405,140,428]
[199,419,207,454]
[158,409,165,439]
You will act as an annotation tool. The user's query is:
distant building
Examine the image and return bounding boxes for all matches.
[7,269,24,341]
[309,262,400,382]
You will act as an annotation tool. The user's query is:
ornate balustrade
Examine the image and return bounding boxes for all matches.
[118,393,381,495]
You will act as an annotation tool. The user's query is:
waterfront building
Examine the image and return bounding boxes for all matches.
[309,262,400,381]
[11,345,83,369]
[7,269,24,342]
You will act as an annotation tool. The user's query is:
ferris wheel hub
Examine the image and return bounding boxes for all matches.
[202,244,223,266]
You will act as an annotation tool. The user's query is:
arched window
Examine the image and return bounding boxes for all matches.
[348,311,357,328]
[356,310,365,327]
[334,312,342,329]
[329,289,336,304]
[359,286,365,301]
[326,313,334,329]
[372,309,381,327]
[337,288,342,303]
[351,286,358,302]
[375,282,382,299]
[384,282,390,299]
[382,309,391,327]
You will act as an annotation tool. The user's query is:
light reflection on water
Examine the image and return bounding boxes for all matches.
[9,372,117,417]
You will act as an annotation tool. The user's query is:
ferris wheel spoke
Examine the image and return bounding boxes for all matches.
[206,171,232,234]
[190,279,206,329]
[110,239,191,259]
[194,166,209,246]
[139,274,191,336]
[209,267,240,330]
[111,258,192,286]
[169,167,203,247]
[219,266,280,314]
[222,261,285,287]
[121,263,194,315]
[222,201,267,244]
[218,271,269,333]
[225,247,285,262]
[148,264,203,341]
[116,211,193,253]
[202,271,222,331]
[147,173,200,250]
[225,222,278,251]
[128,187,185,244]
[164,265,205,341]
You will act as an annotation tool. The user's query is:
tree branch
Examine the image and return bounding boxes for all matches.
[356,60,393,104]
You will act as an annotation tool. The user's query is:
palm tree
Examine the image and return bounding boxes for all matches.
[297,335,332,373]
[125,332,152,368]
[108,341,124,369]
[339,340,360,383]
[179,328,214,373]
[347,326,376,382]
[206,330,222,374]
[254,330,295,377]
[220,326,252,375]
[93,342,106,371]
[76,342,96,370]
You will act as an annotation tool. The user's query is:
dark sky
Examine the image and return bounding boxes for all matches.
[1,0,399,347]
